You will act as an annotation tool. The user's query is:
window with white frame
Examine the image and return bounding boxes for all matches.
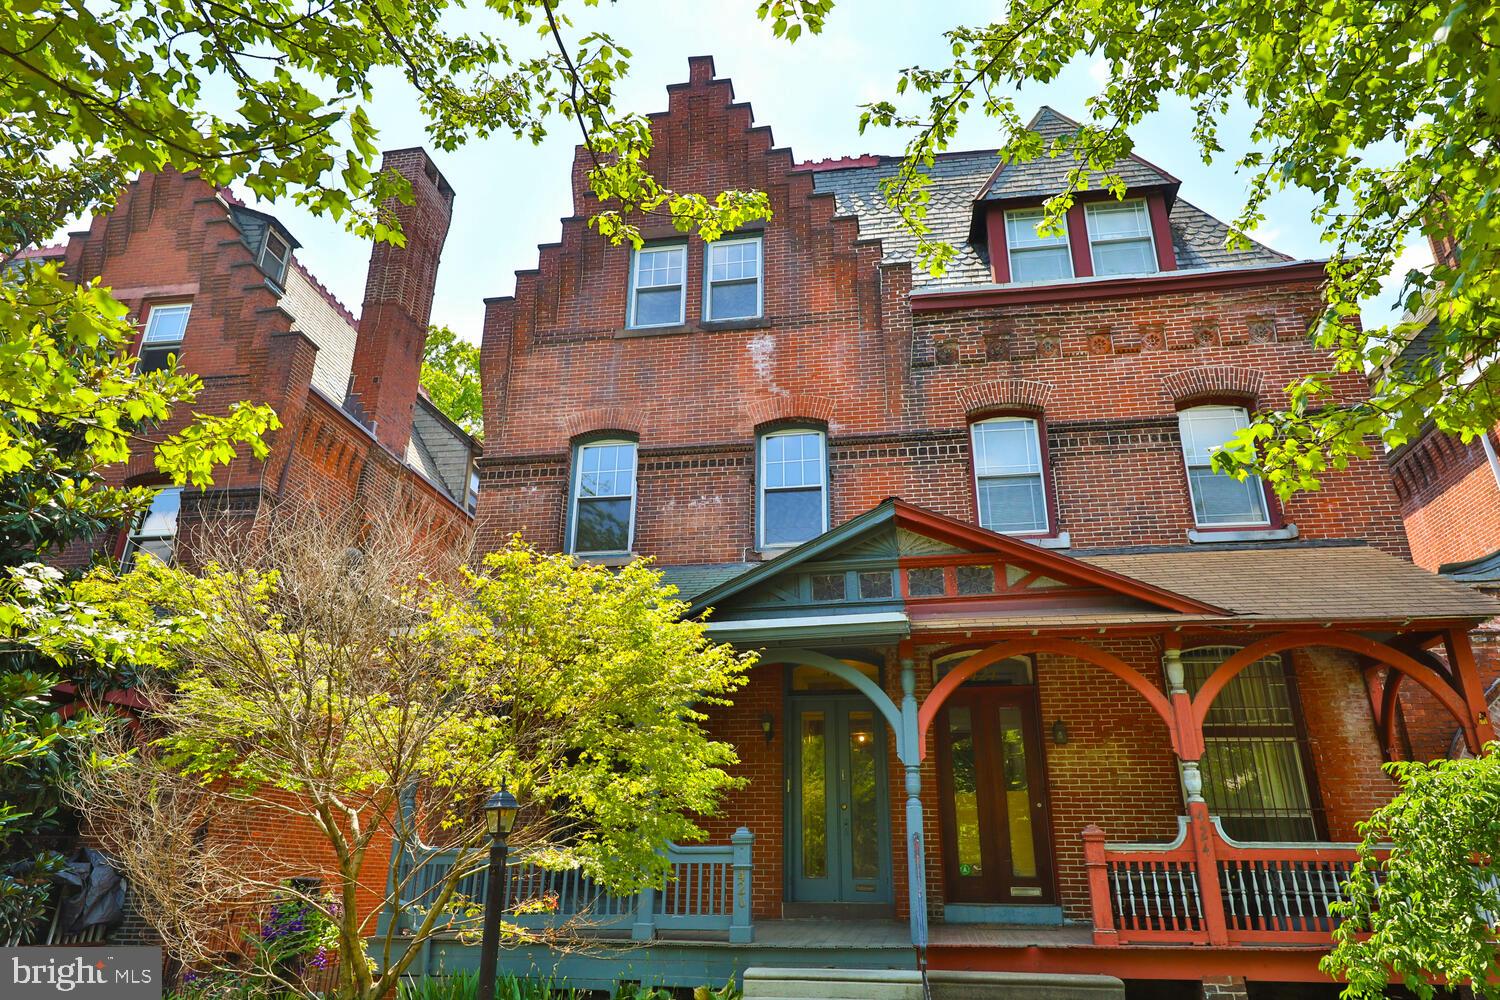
[628,244,686,328]
[705,236,762,321]
[1178,405,1269,527]
[1004,209,1073,283]
[570,441,637,554]
[121,487,183,567]
[1085,199,1158,277]
[260,230,291,284]
[759,429,827,548]
[137,302,191,373]
[971,417,1049,534]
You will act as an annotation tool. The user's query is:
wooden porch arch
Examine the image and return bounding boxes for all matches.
[916,638,1178,761]
[1190,630,1485,754]
[768,648,910,763]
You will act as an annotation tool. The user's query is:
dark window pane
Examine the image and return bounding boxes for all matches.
[800,712,827,878]
[857,571,893,600]
[848,712,879,879]
[907,567,945,597]
[633,287,682,326]
[810,573,846,602]
[763,487,821,546]
[947,706,981,876]
[574,497,630,552]
[955,564,995,596]
[708,280,759,320]
[137,347,177,374]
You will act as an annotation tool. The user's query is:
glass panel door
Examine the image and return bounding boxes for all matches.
[937,689,1054,903]
[788,696,891,903]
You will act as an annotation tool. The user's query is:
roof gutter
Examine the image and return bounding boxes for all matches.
[910,260,1328,312]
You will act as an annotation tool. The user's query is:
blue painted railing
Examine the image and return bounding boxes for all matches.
[390,827,754,944]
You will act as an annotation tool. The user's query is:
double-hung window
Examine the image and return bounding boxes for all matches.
[1085,199,1158,277]
[1178,406,1269,527]
[759,429,827,548]
[1181,647,1322,841]
[137,302,191,373]
[971,417,1049,534]
[628,244,686,328]
[260,231,291,284]
[1004,209,1073,283]
[570,441,637,555]
[705,236,762,321]
[121,487,183,567]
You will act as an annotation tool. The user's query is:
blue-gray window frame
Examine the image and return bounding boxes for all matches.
[565,435,639,556]
[626,240,688,329]
[756,425,830,551]
[702,233,764,322]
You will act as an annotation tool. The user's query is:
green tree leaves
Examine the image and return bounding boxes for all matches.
[1322,750,1500,998]
[865,0,1500,490]
[419,326,482,435]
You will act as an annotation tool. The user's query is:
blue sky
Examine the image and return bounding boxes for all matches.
[250,1,1425,343]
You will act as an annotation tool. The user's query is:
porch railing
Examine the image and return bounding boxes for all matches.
[389,827,753,944]
[1083,805,1375,947]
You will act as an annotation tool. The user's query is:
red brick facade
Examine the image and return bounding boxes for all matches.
[471,59,1500,992]
[48,152,474,938]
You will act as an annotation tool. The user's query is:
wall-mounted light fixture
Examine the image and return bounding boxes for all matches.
[1051,719,1070,746]
[760,713,775,743]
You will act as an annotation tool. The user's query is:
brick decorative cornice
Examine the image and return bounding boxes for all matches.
[563,406,643,441]
[747,392,837,430]
[957,378,1054,417]
[1162,365,1264,405]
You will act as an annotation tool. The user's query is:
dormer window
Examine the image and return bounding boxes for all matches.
[260,230,291,284]
[1004,209,1073,283]
[628,243,686,329]
[1085,200,1158,277]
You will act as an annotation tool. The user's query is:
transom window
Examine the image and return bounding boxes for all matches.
[628,244,686,328]
[138,302,191,373]
[705,236,762,321]
[570,440,637,554]
[1004,209,1073,283]
[122,487,183,567]
[1178,406,1269,527]
[1085,200,1158,277]
[971,417,1049,534]
[759,429,827,549]
[1181,647,1322,841]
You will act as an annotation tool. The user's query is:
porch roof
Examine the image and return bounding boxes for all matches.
[915,542,1500,633]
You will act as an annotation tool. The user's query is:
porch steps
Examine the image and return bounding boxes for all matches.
[743,967,1124,1000]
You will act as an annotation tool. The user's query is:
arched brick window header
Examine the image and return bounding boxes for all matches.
[957,379,1054,419]
[1163,366,1264,408]
[747,393,837,432]
[564,407,642,442]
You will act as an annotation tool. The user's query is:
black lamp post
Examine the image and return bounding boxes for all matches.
[475,780,520,1000]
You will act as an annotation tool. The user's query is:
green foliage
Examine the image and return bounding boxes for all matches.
[421,326,483,436]
[860,0,1500,492]
[1322,748,1500,998]
[78,508,751,1000]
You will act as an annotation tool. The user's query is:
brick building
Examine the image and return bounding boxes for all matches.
[1384,234,1500,763]
[33,149,477,940]
[452,58,1500,998]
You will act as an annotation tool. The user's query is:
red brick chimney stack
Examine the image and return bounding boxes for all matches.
[350,147,455,453]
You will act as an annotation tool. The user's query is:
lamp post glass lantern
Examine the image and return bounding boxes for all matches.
[476,782,520,1000]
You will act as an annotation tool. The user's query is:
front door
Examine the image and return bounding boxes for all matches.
[787,696,892,904]
[937,687,1055,903]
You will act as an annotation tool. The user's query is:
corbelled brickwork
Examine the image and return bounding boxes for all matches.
[1389,425,1500,571]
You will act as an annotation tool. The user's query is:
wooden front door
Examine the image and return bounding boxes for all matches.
[936,687,1055,904]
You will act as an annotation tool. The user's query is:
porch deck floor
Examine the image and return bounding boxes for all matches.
[661,919,1095,950]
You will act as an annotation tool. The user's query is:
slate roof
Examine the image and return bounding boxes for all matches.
[809,106,1290,289]
[656,562,758,601]
[1440,548,1500,587]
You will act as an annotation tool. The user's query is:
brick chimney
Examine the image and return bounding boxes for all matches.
[349,148,455,453]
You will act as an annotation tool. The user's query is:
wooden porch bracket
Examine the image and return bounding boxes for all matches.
[1443,627,1498,751]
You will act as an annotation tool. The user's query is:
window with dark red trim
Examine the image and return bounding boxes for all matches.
[1177,405,1271,528]
[970,415,1053,535]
